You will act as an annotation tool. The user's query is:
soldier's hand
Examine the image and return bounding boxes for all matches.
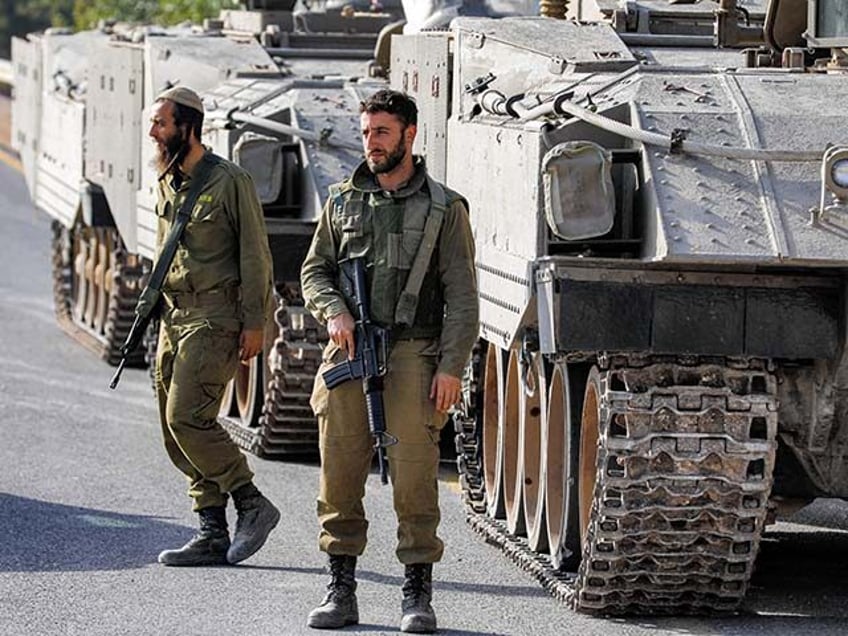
[430,372,462,414]
[239,328,264,362]
[328,312,356,360]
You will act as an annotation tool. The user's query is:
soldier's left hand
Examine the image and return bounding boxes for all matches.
[239,328,264,362]
[430,372,461,414]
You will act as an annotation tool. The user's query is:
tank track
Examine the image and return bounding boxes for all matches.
[51,220,73,324]
[101,254,147,367]
[50,221,146,367]
[456,357,778,615]
[220,286,324,457]
[454,341,487,513]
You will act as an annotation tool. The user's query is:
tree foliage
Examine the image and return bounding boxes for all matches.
[0,0,74,58]
[0,0,241,58]
[73,0,241,30]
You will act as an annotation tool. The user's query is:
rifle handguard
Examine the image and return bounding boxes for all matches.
[108,295,160,390]
[109,358,127,390]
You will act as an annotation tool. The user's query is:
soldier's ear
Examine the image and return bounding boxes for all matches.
[406,123,417,145]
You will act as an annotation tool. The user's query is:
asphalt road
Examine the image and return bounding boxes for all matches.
[2,157,848,636]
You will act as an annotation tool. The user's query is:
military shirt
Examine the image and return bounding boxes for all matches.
[301,158,479,379]
[156,151,273,331]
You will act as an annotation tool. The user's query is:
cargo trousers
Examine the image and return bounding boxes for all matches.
[310,337,447,564]
[155,302,254,512]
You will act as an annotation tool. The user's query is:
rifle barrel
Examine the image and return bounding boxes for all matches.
[109,358,127,390]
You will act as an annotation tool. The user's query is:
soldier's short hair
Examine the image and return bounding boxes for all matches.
[360,89,417,127]
[156,86,204,142]
[172,101,204,142]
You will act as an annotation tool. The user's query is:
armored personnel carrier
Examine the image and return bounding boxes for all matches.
[11,0,400,456]
[393,0,848,614]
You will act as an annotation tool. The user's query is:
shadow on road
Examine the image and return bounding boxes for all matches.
[252,564,548,599]
[356,569,548,599]
[745,527,848,615]
[0,492,193,572]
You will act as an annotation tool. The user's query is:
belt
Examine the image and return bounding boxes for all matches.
[163,287,240,309]
[392,325,440,341]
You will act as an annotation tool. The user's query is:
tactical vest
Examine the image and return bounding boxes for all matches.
[329,175,449,332]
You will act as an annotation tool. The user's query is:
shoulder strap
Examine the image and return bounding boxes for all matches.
[147,154,218,294]
[394,175,447,326]
[329,180,356,208]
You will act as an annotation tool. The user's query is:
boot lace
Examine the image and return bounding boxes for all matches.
[402,565,430,603]
[327,557,356,598]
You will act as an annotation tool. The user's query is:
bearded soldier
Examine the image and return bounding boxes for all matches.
[147,86,280,566]
[301,89,479,633]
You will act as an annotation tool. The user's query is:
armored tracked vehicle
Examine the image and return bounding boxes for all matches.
[394,0,848,614]
[11,0,403,456]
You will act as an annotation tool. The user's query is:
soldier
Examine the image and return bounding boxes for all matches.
[301,89,479,633]
[148,86,280,566]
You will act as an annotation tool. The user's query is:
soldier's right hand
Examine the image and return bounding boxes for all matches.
[328,312,356,360]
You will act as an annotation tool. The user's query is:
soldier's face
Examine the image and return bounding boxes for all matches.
[148,100,187,172]
[360,111,415,175]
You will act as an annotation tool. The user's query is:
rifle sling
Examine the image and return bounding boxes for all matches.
[394,175,446,326]
[147,153,218,294]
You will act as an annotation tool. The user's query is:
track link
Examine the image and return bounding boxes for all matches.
[454,341,487,513]
[51,220,146,367]
[456,356,778,615]
[221,286,325,457]
[101,255,146,367]
[576,362,777,614]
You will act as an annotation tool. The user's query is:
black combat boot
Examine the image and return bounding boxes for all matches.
[307,555,359,629]
[227,482,281,564]
[158,506,229,566]
[400,563,437,633]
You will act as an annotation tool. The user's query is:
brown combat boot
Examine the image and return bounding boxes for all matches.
[158,506,229,566]
[307,555,359,629]
[400,563,437,633]
[227,482,281,564]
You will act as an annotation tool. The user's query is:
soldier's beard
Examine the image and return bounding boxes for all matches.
[367,135,407,174]
[152,130,188,176]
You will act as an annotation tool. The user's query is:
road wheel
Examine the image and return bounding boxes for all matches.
[235,353,265,426]
[545,361,589,571]
[522,353,548,551]
[504,349,525,536]
[482,344,506,519]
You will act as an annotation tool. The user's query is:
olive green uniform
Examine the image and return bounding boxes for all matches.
[301,158,478,564]
[155,151,273,512]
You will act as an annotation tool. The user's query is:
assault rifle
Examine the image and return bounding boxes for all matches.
[322,257,397,484]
